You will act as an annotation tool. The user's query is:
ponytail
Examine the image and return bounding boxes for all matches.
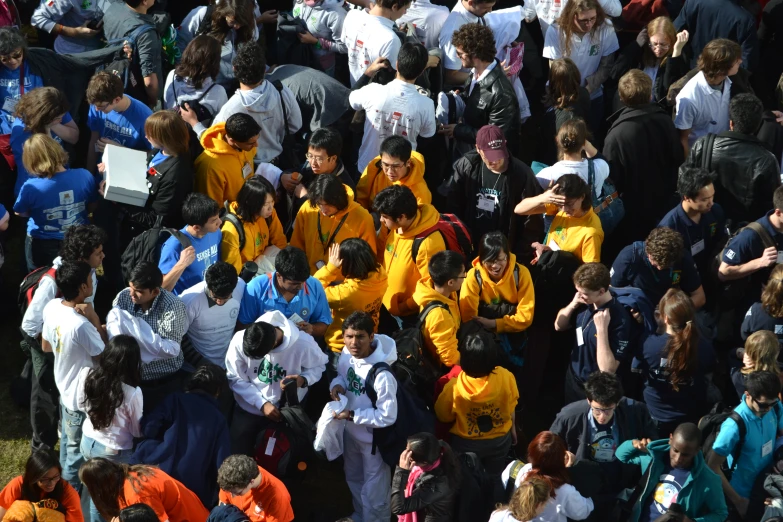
[659,289,699,391]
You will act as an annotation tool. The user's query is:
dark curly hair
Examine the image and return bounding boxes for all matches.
[645,227,684,269]
[451,23,496,64]
[60,225,107,263]
[232,40,266,86]
[83,335,141,431]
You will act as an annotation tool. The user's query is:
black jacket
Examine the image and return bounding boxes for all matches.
[686,130,780,224]
[603,103,683,239]
[610,41,689,107]
[391,465,456,522]
[123,153,193,232]
[455,60,520,154]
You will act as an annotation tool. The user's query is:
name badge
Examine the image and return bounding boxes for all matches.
[315,260,326,270]
[777,251,783,265]
[595,448,614,461]
[763,439,773,457]
[242,163,253,178]
[265,436,276,455]
[2,96,17,113]
[477,194,495,212]
[576,326,584,346]
[289,312,304,324]
[691,239,705,256]
[548,239,561,251]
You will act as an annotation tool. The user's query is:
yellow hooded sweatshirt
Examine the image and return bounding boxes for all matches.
[194,123,257,205]
[435,366,519,440]
[382,204,446,317]
[355,151,432,210]
[412,277,460,367]
[220,202,288,273]
[544,206,604,263]
[314,262,389,353]
[290,197,376,274]
[459,254,535,333]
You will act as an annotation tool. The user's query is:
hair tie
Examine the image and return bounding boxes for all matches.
[686,320,692,325]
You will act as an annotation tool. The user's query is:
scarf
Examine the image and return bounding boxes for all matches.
[399,457,442,522]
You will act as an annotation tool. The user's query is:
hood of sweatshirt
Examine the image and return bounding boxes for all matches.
[258,310,300,353]
[200,123,247,159]
[454,368,500,401]
[236,81,279,115]
[399,203,440,239]
[349,333,397,370]
[402,151,427,188]
[472,253,518,287]
[412,276,457,308]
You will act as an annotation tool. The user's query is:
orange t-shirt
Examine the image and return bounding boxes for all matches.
[0,476,83,522]
[218,467,293,522]
[120,469,208,522]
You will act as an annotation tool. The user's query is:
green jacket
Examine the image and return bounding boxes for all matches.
[615,438,728,522]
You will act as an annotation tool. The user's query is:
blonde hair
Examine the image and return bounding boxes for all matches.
[743,331,780,375]
[22,133,68,178]
[500,477,552,521]
[762,264,783,318]
[644,16,676,67]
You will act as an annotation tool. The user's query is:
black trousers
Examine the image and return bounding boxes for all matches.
[29,346,59,452]
[564,366,587,406]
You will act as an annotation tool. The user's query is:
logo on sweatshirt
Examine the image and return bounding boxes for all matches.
[346,367,364,396]
[257,359,287,384]
[465,403,503,436]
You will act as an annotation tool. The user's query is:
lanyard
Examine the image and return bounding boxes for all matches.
[317,212,348,253]
[18,60,24,97]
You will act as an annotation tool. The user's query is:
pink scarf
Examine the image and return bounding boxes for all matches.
[399,457,442,522]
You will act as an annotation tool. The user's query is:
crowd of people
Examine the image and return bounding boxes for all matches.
[0,0,783,520]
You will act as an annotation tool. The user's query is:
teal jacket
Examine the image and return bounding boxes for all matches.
[615,438,728,522]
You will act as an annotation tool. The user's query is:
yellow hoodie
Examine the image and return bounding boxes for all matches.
[290,197,376,274]
[412,277,460,367]
[382,204,447,317]
[194,123,257,205]
[314,263,388,353]
[544,206,604,263]
[459,254,535,333]
[435,366,519,440]
[220,202,288,274]
[355,151,432,210]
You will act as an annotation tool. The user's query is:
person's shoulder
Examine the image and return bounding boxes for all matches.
[557,398,590,419]
[159,288,187,311]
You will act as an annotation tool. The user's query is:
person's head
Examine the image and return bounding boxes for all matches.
[86,72,125,112]
[406,433,461,487]
[144,110,190,157]
[763,265,783,320]
[342,311,376,358]
[21,451,62,500]
[118,504,159,522]
[217,455,261,496]
[338,238,380,280]
[183,192,221,234]
[205,261,239,305]
[127,261,163,308]
[235,176,276,222]
[14,87,70,134]
[56,260,92,302]
[428,250,466,293]
[729,93,764,135]
[373,185,419,231]
[478,231,511,281]
[79,459,152,520]
[618,69,653,107]
[475,124,509,173]
[185,363,228,397]
[743,330,780,373]
[458,329,498,378]
[274,246,310,294]
[677,167,716,215]
[584,371,623,425]
[572,262,611,304]
[375,0,413,20]
[225,113,261,151]
[22,134,68,179]
[396,42,429,81]
[668,423,701,469]
[307,128,342,175]
[553,173,591,217]
[84,335,142,430]
[451,23,496,69]
[242,321,282,359]
[0,27,28,71]
[744,371,782,417]
[658,289,699,391]
[645,16,676,62]
[558,0,606,52]
[308,173,349,216]
[232,40,266,86]
[123,0,153,9]
[775,185,783,217]
[556,118,588,158]
[526,432,569,489]
[645,227,684,270]
[174,35,222,89]
[211,0,256,44]
[462,0,495,17]
[379,136,413,182]
[697,38,742,84]
[61,225,106,268]
[507,477,553,521]
[546,58,582,110]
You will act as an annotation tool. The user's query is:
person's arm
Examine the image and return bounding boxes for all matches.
[31,0,100,39]
[87,131,100,175]
[459,268,481,323]
[718,247,777,281]
[106,309,181,360]
[514,185,562,215]
[0,209,7,232]
[689,285,706,309]
[220,224,243,274]
[144,74,159,107]
[434,381,456,423]
[707,452,747,516]
[444,69,470,86]
[584,54,616,95]
[555,293,584,331]
[679,129,691,158]
[50,118,79,145]
[280,85,303,134]
[497,267,535,333]
[424,310,460,367]
[353,371,398,428]
[160,246,196,292]
[594,308,620,373]
[136,31,161,105]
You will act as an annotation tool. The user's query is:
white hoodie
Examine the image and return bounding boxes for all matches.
[225,310,328,415]
[329,334,398,444]
[212,80,303,164]
[163,72,229,124]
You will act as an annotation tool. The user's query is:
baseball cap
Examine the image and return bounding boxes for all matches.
[476,125,508,162]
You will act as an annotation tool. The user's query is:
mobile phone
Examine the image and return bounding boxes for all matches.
[282,377,296,387]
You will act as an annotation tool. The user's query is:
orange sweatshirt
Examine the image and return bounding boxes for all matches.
[412,276,461,366]
[355,151,432,210]
[218,466,293,522]
[221,202,288,273]
[194,123,257,205]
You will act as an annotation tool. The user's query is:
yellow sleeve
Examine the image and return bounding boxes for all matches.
[434,379,457,422]
[220,223,243,274]
[355,164,377,211]
[314,262,341,290]
[459,267,481,323]
[498,265,535,333]
[289,208,307,252]
[580,231,602,263]
[409,236,447,314]
[267,210,288,250]
[424,308,460,367]
[195,164,226,205]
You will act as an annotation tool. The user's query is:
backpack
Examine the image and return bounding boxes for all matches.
[454,452,495,522]
[699,402,746,480]
[120,217,192,284]
[18,265,58,318]
[221,204,246,251]
[365,361,436,468]
[173,78,217,123]
[194,4,216,37]
[411,214,473,269]
[530,250,581,326]
[100,23,157,101]
[711,221,775,305]
[503,459,526,501]
[272,79,301,170]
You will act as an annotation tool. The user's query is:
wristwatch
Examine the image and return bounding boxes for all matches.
[348,410,355,421]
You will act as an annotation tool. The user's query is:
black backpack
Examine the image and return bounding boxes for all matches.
[221,204,247,251]
[454,452,496,522]
[530,250,581,326]
[100,23,157,101]
[699,402,746,480]
[120,217,192,284]
[173,78,218,123]
[18,265,58,318]
[711,221,775,304]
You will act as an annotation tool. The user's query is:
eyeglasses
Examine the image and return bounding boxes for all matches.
[381,161,406,171]
[0,51,22,63]
[93,102,111,111]
[591,405,616,414]
[649,41,671,50]
[753,397,780,410]
[485,256,509,267]
[37,474,61,486]
[306,153,331,164]
[576,15,597,24]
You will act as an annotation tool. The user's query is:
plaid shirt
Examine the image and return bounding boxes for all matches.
[113,288,187,380]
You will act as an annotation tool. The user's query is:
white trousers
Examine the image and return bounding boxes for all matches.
[342,429,391,522]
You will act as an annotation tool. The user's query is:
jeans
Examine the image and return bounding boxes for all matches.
[25,234,62,272]
[60,402,86,493]
[80,435,133,522]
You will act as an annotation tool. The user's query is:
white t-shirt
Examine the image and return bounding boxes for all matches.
[398,0,449,49]
[42,299,104,411]
[439,1,484,71]
[180,279,246,368]
[543,22,619,99]
[536,158,610,199]
[349,79,437,172]
[341,10,403,86]
[674,71,732,148]
[76,367,143,451]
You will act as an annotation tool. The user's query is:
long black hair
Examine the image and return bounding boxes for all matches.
[406,433,461,488]
[235,176,275,222]
[21,451,63,503]
[84,335,142,430]
[339,238,380,280]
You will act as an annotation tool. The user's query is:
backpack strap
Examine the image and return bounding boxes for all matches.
[504,459,526,501]
[701,133,716,172]
[416,301,450,330]
[727,410,746,473]
[272,80,291,140]
[364,361,393,408]
[746,221,777,251]
[474,264,519,298]
[411,218,444,264]
[474,270,482,298]
[195,4,216,37]
[223,206,246,251]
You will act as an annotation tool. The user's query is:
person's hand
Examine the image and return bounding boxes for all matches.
[280,172,301,193]
[98,179,106,197]
[594,309,611,330]
[333,409,352,420]
[75,303,97,319]
[743,349,754,370]
[542,183,566,207]
[565,450,577,468]
[474,316,495,330]
[364,56,390,77]
[97,162,106,174]
[531,242,552,260]
[734,497,749,517]
[281,374,306,389]
[178,246,196,268]
[122,42,133,60]
[180,103,199,127]
[672,30,689,57]
[571,291,590,308]
[632,438,652,452]
[635,27,649,47]
[629,308,644,324]
[293,182,308,199]
[258,9,278,23]
[773,110,783,125]
[511,426,518,446]
[297,321,314,335]
[501,58,512,76]
[262,401,282,422]
[438,123,456,137]
[297,31,318,45]
[96,137,120,153]
[399,448,414,470]
[75,21,100,38]
[328,242,342,268]
[427,54,440,69]
[330,385,346,401]
[758,246,778,268]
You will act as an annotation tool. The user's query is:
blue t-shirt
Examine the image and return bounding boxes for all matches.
[722,211,783,303]
[610,241,702,306]
[640,457,692,522]
[13,167,97,239]
[0,63,44,135]
[588,412,623,488]
[658,202,726,274]
[11,112,75,197]
[570,293,632,382]
[238,272,333,327]
[712,396,783,497]
[87,95,152,153]
[158,228,222,295]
